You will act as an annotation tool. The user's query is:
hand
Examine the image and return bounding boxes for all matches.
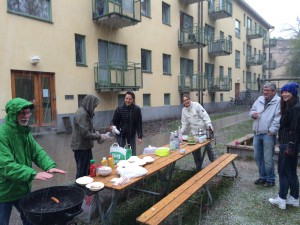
[101,133,113,142]
[208,125,214,132]
[48,168,67,174]
[284,142,295,157]
[35,172,53,180]
[137,138,142,145]
[252,112,259,119]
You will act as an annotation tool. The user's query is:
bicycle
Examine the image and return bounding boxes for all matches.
[227,96,243,107]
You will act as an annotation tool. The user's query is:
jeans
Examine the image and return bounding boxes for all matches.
[73,149,93,179]
[278,144,299,200]
[253,133,276,182]
[192,143,216,171]
[116,135,137,155]
[0,200,33,225]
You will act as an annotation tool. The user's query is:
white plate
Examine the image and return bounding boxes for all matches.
[127,156,139,163]
[143,156,154,163]
[76,176,94,186]
[117,160,129,167]
[86,182,104,191]
[182,135,188,141]
[135,159,146,166]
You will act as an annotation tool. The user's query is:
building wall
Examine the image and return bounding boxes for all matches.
[0,0,273,132]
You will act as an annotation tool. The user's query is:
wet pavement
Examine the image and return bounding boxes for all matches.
[10,111,249,224]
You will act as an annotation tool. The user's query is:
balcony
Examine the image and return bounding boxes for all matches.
[179,0,199,4]
[206,77,232,92]
[246,54,264,66]
[245,81,258,91]
[263,60,277,70]
[178,25,208,49]
[92,0,141,29]
[209,0,232,20]
[263,38,277,48]
[247,26,263,39]
[208,38,232,56]
[94,61,143,91]
[178,73,207,92]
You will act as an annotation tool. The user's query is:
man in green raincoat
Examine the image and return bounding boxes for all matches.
[0,98,66,225]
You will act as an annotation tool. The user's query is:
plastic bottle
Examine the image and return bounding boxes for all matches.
[174,133,179,150]
[101,157,108,167]
[169,132,175,150]
[108,154,114,168]
[89,159,96,177]
[178,126,183,143]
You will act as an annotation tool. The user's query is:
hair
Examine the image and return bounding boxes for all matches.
[182,94,190,100]
[280,95,298,115]
[125,91,135,100]
[263,82,277,91]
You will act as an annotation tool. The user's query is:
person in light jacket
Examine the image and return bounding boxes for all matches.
[0,98,66,225]
[181,94,217,170]
[250,82,281,188]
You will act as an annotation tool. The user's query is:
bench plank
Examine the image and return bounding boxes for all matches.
[137,153,238,225]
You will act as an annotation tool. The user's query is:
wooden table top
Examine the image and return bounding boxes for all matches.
[92,140,212,191]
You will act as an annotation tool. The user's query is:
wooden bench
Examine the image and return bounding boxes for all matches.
[136,153,238,225]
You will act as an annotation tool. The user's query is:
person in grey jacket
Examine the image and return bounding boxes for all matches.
[250,82,281,187]
[71,95,111,179]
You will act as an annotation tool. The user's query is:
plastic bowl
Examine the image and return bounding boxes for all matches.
[97,166,112,176]
[86,182,104,191]
[76,176,94,186]
[155,147,170,157]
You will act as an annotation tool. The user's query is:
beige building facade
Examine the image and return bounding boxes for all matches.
[0,0,275,132]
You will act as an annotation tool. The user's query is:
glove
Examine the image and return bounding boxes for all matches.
[111,126,120,135]
[284,142,295,157]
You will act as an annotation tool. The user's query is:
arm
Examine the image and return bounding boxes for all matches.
[76,113,100,141]
[197,104,212,128]
[181,108,188,133]
[136,107,143,140]
[268,101,281,134]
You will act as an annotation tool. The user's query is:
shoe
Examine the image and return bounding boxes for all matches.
[269,196,286,209]
[286,195,299,207]
[264,182,275,188]
[254,178,266,185]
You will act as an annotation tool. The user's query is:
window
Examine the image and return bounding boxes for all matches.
[163,54,171,75]
[219,66,224,79]
[205,24,215,42]
[118,94,125,106]
[228,67,232,78]
[220,93,224,102]
[180,58,193,75]
[164,93,170,105]
[162,2,170,25]
[8,0,52,21]
[141,0,150,17]
[235,20,240,38]
[75,34,86,66]
[143,94,151,107]
[141,49,152,72]
[235,50,240,68]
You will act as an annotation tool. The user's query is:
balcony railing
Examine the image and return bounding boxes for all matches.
[92,0,141,29]
[94,61,143,91]
[178,25,208,49]
[206,77,232,92]
[178,0,199,4]
[246,54,264,66]
[263,60,277,70]
[247,25,263,39]
[178,73,207,92]
[208,37,232,56]
[263,38,277,48]
[245,81,258,91]
[209,0,232,20]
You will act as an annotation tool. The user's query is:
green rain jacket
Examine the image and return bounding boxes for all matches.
[0,98,56,202]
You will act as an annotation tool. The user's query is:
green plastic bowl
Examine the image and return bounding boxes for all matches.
[155,147,170,156]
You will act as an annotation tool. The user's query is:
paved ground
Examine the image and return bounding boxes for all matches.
[9,111,250,225]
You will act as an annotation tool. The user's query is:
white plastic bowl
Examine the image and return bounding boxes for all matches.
[97,166,112,176]
[86,182,104,191]
[76,176,94,186]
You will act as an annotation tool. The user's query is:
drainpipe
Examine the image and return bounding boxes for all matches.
[197,0,204,105]
[268,28,274,79]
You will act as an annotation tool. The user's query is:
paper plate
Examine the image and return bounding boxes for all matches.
[86,182,104,191]
[143,156,154,163]
[76,176,94,186]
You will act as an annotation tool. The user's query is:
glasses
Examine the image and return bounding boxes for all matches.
[183,99,190,102]
[19,109,32,116]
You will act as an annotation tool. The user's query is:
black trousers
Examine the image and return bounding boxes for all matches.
[73,149,93,179]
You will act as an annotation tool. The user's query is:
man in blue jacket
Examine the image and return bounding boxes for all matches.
[250,82,281,187]
[0,98,66,225]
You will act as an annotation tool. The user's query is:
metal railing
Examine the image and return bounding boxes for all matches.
[208,37,232,56]
[178,25,208,48]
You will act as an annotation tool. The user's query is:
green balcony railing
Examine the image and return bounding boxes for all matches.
[208,37,232,56]
[263,38,277,48]
[206,77,232,92]
[94,60,143,91]
[246,54,264,66]
[178,25,208,49]
[263,60,277,70]
[92,0,141,28]
[247,25,263,39]
[178,73,207,92]
[245,81,258,91]
[209,0,232,20]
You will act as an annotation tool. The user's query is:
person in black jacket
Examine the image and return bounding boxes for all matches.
[269,82,300,209]
[110,91,143,155]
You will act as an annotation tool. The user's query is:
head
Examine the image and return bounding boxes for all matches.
[5,98,34,127]
[281,82,299,103]
[124,91,135,106]
[182,94,191,107]
[262,82,277,100]
[81,95,100,116]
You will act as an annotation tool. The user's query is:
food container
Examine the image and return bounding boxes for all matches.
[155,147,170,157]
[143,145,157,154]
[75,176,94,186]
[97,166,112,176]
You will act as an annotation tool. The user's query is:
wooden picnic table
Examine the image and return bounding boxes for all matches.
[90,140,212,225]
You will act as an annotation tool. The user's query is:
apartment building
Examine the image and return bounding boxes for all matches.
[0,0,276,132]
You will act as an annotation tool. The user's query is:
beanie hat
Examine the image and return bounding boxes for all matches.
[281,82,299,96]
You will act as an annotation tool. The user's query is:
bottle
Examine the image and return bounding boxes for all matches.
[169,132,175,150]
[178,126,183,143]
[173,133,179,150]
[89,159,96,177]
[101,157,108,167]
[108,154,114,168]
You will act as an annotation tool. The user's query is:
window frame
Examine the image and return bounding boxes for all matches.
[141,49,152,73]
[235,50,240,68]
[235,20,240,38]
[162,2,170,25]
[75,34,87,66]
[164,93,170,105]
[163,54,171,75]
[143,94,151,107]
[141,0,151,17]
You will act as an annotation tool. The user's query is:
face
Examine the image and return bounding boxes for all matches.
[281,91,293,102]
[124,94,134,106]
[183,97,191,107]
[263,87,276,100]
[17,108,32,126]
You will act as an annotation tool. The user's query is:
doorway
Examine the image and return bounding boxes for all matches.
[11,70,56,127]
